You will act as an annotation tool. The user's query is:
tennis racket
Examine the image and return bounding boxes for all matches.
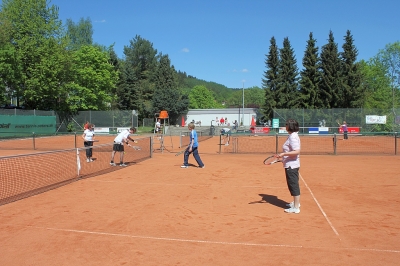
[128,144,141,150]
[175,149,186,156]
[336,119,340,125]
[263,155,281,165]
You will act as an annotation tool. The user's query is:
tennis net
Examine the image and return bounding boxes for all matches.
[220,133,399,155]
[0,137,152,206]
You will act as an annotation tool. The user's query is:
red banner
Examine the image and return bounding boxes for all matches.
[339,127,360,134]
[250,127,270,134]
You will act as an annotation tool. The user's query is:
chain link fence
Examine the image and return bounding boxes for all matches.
[273,108,400,132]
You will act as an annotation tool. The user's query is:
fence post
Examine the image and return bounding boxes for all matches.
[32,132,36,150]
[150,136,153,158]
[74,132,77,148]
[395,132,398,155]
[219,134,222,154]
[275,133,278,154]
[333,133,337,155]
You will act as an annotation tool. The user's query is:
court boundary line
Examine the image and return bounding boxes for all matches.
[300,173,340,239]
[30,226,400,253]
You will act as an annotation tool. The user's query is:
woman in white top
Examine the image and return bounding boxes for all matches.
[82,123,95,162]
[277,119,301,214]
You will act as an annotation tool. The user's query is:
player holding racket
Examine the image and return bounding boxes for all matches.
[181,122,205,169]
[110,127,137,167]
[276,119,301,214]
[82,123,95,162]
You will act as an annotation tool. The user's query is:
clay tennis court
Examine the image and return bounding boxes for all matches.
[0,135,399,265]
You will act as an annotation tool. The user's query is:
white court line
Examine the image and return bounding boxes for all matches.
[300,173,340,239]
[30,226,400,253]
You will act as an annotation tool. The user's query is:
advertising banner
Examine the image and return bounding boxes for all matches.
[0,115,56,136]
[339,127,360,134]
[366,115,386,124]
[250,127,270,134]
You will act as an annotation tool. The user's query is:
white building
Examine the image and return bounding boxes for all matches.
[181,108,257,127]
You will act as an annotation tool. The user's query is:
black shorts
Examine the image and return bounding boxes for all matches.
[285,167,300,196]
[113,143,124,152]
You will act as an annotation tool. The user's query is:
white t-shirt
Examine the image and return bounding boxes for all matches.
[156,121,161,132]
[282,132,300,169]
[114,129,130,144]
[83,129,95,141]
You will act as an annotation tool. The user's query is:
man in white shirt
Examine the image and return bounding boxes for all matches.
[110,127,136,167]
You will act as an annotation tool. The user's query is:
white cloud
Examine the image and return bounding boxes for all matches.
[94,19,106,23]
[232,69,249,73]
[181,48,189,53]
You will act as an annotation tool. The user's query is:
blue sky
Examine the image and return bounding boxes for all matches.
[48,0,399,88]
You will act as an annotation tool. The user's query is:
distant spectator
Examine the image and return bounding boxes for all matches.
[232,120,238,131]
[220,117,225,125]
[338,121,348,140]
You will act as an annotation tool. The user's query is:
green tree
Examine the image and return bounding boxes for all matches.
[319,31,342,108]
[341,30,363,108]
[1,0,66,108]
[189,85,217,109]
[123,35,158,118]
[262,36,279,119]
[299,32,320,108]
[152,54,188,123]
[374,41,400,109]
[276,37,299,108]
[0,11,21,103]
[67,45,118,112]
[244,86,264,108]
[359,59,392,109]
[65,17,93,50]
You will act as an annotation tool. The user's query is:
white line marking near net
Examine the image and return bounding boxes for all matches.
[300,173,340,239]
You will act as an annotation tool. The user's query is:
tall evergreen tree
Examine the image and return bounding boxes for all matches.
[123,35,158,118]
[299,32,320,108]
[275,37,299,108]
[341,30,363,108]
[152,54,188,123]
[319,31,342,108]
[261,36,279,119]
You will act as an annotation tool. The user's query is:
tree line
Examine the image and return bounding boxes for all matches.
[1,0,399,125]
[262,31,400,120]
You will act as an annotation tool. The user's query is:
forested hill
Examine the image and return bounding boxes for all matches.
[177,71,234,104]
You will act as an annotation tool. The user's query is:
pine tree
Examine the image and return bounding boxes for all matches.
[299,32,320,108]
[261,37,279,119]
[152,54,188,123]
[123,35,158,117]
[341,30,364,108]
[276,37,299,108]
[319,31,342,108]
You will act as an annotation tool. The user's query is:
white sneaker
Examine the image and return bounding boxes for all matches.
[120,163,127,167]
[181,165,188,168]
[110,162,116,166]
[86,158,90,163]
[225,143,229,146]
[89,159,94,162]
[199,166,205,168]
[286,202,301,208]
[284,207,300,214]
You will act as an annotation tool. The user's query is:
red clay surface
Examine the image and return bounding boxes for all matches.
[0,135,399,265]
